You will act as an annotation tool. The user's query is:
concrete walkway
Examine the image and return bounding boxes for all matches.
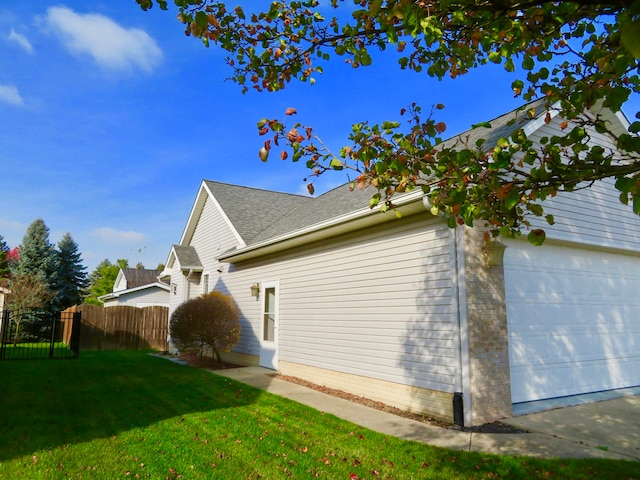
[212,366,640,461]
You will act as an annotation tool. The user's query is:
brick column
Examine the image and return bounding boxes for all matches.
[463,226,512,425]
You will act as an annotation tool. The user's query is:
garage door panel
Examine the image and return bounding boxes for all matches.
[505,241,640,403]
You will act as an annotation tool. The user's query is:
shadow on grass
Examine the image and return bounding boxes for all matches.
[0,350,262,462]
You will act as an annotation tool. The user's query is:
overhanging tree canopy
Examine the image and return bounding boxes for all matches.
[137,0,640,243]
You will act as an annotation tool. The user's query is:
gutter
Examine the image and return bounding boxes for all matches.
[218,189,431,263]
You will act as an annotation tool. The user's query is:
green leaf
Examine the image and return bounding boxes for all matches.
[615,176,636,193]
[488,51,501,64]
[504,188,521,210]
[527,204,543,216]
[472,122,492,129]
[329,158,344,170]
[195,10,208,29]
[528,229,546,246]
[496,137,510,148]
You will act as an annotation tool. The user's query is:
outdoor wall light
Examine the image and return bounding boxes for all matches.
[482,240,507,267]
[250,283,260,298]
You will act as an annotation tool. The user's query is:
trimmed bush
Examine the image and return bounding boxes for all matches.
[169,291,240,364]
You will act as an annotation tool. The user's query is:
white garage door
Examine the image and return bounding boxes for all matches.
[504,241,640,404]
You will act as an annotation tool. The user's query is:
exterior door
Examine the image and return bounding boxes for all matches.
[259,282,279,369]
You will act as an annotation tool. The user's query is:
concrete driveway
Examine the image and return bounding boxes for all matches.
[502,394,640,461]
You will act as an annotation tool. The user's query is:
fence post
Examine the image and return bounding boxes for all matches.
[0,309,9,360]
[70,311,81,357]
[49,312,58,359]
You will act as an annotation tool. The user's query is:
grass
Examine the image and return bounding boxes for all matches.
[0,342,76,360]
[0,351,638,479]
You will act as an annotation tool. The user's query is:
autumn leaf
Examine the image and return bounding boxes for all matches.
[285,107,297,115]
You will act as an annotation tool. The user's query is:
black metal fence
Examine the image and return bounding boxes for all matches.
[0,309,81,360]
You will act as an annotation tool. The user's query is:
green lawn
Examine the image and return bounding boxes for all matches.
[0,351,637,479]
[0,342,76,360]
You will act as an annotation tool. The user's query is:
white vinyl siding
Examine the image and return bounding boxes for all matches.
[102,287,169,308]
[524,115,640,251]
[224,214,457,393]
[181,195,257,355]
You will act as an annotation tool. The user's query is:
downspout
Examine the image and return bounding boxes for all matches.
[423,197,471,426]
[453,226,472,427]
[183,268,194,302]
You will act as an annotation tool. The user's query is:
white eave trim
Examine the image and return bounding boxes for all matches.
[218,189,430,263]
[98,282,170,301]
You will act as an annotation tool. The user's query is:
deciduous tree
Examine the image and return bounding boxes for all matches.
[138,0,640,241]
[84,259,129,306]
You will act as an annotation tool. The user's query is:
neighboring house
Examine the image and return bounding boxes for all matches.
[99,268,169,308]
[162,101,640,426]
[0,284,9,314]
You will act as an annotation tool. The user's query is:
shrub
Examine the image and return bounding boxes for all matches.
[169,291,240,364]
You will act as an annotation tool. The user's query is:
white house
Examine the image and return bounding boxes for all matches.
[162,102,640,426]
[99,268,169,308]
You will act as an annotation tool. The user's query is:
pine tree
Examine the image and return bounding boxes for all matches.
[55,233,89,310]
[11,219,58,305]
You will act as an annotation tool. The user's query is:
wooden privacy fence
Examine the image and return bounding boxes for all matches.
[65,305,168,351]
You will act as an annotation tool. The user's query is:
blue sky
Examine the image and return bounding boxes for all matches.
[1,2,638,273]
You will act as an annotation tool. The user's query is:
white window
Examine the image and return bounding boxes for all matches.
[202,273,210,294]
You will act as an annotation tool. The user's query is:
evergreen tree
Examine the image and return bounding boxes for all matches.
[84,258,129,306]
[55,233,89,310]
[11,219,58,305]
[0,234,9,280]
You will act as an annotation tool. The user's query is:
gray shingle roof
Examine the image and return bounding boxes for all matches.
[121,268,164,288]
[172,244,203,269]
[248,183,375,244]
[204,180,314,242]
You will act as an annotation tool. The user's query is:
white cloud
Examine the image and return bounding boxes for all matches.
[42,6,163,73]
[8,29,34,54]
[0,84,24,106]
[90,227,145,245]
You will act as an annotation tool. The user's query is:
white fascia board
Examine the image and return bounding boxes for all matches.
[202,181,246,248]
[179,181,246,248]
[218,189,429,263]
[99,282,170,300]
[522,100,562,137]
